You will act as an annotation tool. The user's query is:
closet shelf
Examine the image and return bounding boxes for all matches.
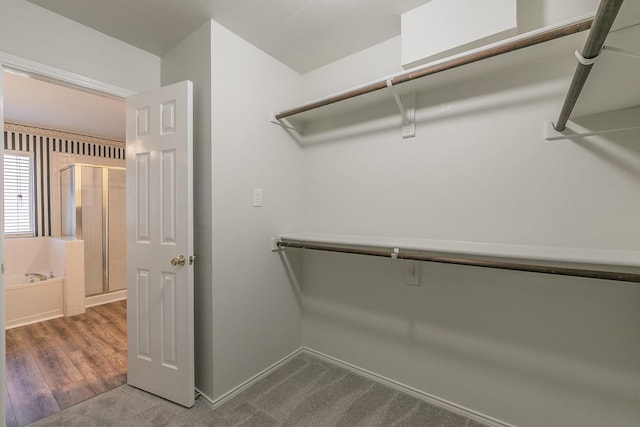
[556,20,640,119]
[549,0,640,138]
[554,0,625,131]
[271,16,594,132]
[275,232,640,283]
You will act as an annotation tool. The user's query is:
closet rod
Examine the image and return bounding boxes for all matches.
[554,0,624,131]
[277,241,640,283]
[274,18,594,120]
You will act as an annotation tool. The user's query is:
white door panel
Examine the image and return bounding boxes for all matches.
[126,80,194,407]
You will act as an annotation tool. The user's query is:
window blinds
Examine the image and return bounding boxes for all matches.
[4,152,34,236]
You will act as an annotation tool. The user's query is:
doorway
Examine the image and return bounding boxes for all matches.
[2,67,128,425]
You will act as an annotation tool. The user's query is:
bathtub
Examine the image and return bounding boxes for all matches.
[5,273,65,329]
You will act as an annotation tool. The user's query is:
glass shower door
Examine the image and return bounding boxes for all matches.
[81,166,104,297]
[60,164,126,297]
[107,168,126,292]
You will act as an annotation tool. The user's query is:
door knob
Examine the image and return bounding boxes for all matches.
[171,255,186,267]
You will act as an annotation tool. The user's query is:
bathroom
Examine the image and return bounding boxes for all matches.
[3,69,126,328]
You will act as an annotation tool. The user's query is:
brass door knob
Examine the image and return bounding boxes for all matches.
[171,255,186,267]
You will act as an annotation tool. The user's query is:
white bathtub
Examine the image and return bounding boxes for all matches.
[5,273,65,329]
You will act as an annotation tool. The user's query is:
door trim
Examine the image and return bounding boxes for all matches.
[0,61,6,427]
[0,51,134,99]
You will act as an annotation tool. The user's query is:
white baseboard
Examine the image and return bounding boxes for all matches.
[303,347,514,427]
[85,289,127,308]
[196,346,511,427]
[5,310,64,329]
[196,347,305,409]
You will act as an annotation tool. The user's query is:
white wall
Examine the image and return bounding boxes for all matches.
[296,19,640,427]
[209,20,305,399]
[517,0,598,32]
[4,237,50,274]
[301,59,640,249]
[300,36,403,102]
[0,0,160,93]
[160,20,215,399]
[161,19,305,402]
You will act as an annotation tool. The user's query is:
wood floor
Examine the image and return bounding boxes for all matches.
[5,300,127,427]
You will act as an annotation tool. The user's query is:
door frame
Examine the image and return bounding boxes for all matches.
[0,51,136,413]
[0,61,5,427]
[0,52,135,99]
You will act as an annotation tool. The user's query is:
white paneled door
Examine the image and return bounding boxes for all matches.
[125,81,194,407]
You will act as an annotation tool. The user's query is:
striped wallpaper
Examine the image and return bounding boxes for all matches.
[3,123,126,237]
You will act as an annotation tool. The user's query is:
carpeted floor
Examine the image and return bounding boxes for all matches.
[31,352,488,426]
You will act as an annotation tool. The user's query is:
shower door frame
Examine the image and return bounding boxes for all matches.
[60,163,126,296]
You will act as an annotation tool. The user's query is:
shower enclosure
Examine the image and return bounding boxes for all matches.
[60,164,126,297]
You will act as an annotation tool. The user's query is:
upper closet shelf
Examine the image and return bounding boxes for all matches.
[271,15,595,136]
[547,0,640,140]
[562,0,640,119]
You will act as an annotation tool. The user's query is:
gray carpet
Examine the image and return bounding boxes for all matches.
[31,352,488,426]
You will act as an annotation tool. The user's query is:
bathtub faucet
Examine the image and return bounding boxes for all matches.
[25,272,47,281]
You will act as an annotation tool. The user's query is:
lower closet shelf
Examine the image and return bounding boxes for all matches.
[275,232,640,284]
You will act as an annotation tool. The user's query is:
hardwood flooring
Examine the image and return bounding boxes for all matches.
[5,300,127,427]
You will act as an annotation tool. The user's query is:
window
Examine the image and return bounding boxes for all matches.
[4,152,35,237]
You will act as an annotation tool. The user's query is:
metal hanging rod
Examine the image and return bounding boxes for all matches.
[554,0,625,131]
[274,18,594,121]
[277,240,640,284]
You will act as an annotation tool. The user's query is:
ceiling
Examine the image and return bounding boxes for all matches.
[3,71,126,140]
[27,0,431,74]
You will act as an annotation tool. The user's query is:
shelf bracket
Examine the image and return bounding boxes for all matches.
[270,112,299,131]
[544,121,640,140]
[602,45,640,60]
[544,106,640,141]
[386,79,416,139]
[269,112,304,144]
[270,236,283,252]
